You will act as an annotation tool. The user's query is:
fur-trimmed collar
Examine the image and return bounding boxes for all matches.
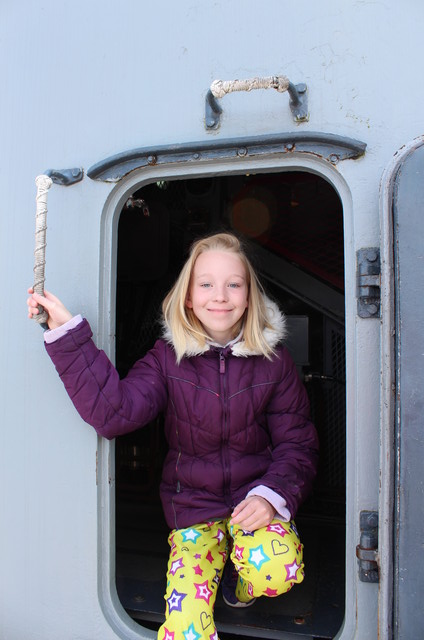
[162,298,286,358]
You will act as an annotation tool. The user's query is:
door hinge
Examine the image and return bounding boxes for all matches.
[356,248,381,318]
[356,510,379,583]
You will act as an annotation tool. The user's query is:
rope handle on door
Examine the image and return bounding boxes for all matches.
[33,175,53,324]
[205,75,309,129]
[32,168,83,326]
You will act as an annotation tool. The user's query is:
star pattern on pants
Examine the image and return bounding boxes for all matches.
[266,522,288,537]
[169,557,184,575]
[161,518,304,640]
[249,545,270,570]
[183,623,201,640]
[285,559,301,581]
[234,544,244,560]
[214,528,225,543]
[167,588,187,613]
[213,567,221,586]
[182,528,202,543]
[219,550,227,563]
[206,550,214,564]
[194,580,213,605]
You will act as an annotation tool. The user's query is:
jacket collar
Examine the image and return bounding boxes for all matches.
[162,297,286,358]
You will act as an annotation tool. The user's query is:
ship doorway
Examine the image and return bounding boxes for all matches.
[114,170,345,639]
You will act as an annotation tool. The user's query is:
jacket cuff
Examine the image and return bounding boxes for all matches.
[44,315,84,343]
[247,485,291,522]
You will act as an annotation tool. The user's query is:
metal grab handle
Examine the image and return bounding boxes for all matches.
[32,168,83,327]
[205,75,308,129]
[33,175,53,324]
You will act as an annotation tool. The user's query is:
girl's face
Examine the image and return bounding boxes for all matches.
[186,250,249,345]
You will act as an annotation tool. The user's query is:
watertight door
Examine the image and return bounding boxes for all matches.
[380,138,424,638]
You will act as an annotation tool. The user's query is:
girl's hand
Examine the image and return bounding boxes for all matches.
[27,288,73,330]
[230,496,276,532]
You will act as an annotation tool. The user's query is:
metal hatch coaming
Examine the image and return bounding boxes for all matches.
[93,136,362,640]
[87,132,366,182]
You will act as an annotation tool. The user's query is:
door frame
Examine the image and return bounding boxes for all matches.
[96,151,360,640]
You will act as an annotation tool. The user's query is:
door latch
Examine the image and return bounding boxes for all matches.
[356,510,379,583]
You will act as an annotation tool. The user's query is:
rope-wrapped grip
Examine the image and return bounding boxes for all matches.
[205,74,308,129]
[210,75,290,99]
[33,174,53,324]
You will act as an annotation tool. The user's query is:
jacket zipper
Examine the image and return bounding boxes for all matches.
[219,352,226,374]
[219,351,232,507]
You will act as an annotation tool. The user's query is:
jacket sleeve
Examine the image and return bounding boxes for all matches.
[248,346,319,518]
[44,319,168,439]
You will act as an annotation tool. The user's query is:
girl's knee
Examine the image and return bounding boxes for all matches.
[230,519,305,598]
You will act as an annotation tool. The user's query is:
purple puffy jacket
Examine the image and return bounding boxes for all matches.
[45,300,318,529]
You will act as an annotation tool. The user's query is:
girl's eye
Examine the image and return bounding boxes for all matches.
[228,282,241,288]
[200,283,212,288]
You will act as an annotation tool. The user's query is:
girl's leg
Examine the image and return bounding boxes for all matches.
[157,521,229,640]
[229,519,304,603]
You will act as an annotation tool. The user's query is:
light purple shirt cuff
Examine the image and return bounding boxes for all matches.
[247,485,291,522]
[43,315,84,343]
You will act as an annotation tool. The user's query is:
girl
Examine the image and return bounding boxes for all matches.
[27,232,318,640]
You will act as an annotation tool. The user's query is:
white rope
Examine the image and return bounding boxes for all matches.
[210,75,290,99]
[33,174,53,324]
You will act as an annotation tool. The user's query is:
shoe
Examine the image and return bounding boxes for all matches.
[221,560,256,608]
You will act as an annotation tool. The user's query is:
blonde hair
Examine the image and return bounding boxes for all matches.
[162,232,275,362]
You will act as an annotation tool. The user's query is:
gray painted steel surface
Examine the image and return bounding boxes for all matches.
[393,143,424,638]
[2,0,424,638]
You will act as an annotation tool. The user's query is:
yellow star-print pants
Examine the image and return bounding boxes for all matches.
[157,518,304,640]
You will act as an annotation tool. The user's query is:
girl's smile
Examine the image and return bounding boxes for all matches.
[186,250,249,344]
